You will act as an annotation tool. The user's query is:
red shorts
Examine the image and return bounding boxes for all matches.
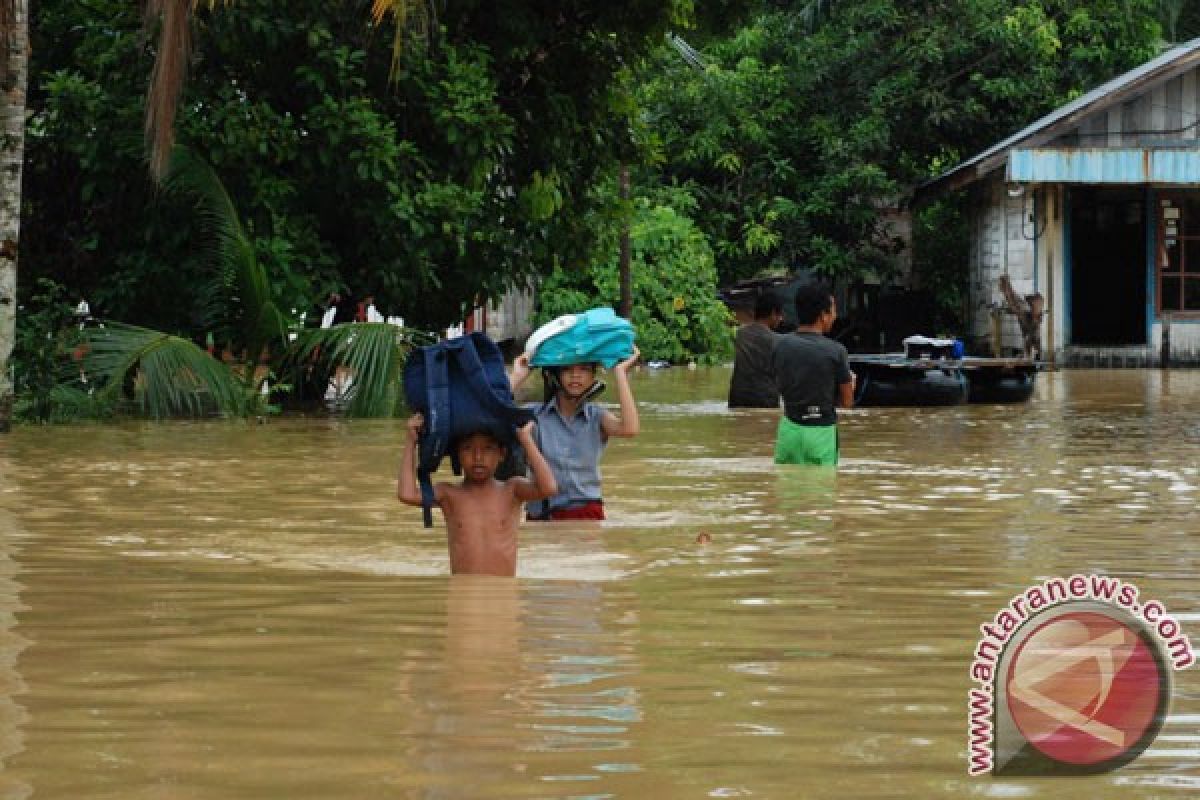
[530,501,605,521]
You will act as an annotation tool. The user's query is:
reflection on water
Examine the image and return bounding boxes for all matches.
[0,368,1197,797]
[0,507,30,800]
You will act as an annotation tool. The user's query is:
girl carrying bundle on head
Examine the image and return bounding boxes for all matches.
[509,310,640,521]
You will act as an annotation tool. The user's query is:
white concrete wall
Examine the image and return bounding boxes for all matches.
[485,286,536,343]
[968,175,1044,355]
[1152,321,1200,363]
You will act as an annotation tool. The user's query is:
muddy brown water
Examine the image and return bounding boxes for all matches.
[0,367,1198,798]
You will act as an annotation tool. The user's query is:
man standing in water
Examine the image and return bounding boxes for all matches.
[728,292,784,408]
[771,283,855,466]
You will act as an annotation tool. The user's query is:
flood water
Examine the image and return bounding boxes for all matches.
[0,367,1199,798]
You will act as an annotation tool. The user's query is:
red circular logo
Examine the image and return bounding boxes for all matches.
[1006,611,1165,766]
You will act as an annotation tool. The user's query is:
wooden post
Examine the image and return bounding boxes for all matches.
[617,164,632,320]
[989,308,1003,357]
[1160,314,1171,369]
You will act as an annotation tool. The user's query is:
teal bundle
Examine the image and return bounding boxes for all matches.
[528,308,635,368]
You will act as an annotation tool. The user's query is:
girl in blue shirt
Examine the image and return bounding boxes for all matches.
[509,348,640,519]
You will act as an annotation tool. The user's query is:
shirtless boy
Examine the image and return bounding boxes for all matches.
[397,415,557,576]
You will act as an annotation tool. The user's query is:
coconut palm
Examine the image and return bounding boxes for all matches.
[164,147,289,370]
[0,0,29,432]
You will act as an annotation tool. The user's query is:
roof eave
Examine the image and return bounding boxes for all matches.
[910,39,1200,207]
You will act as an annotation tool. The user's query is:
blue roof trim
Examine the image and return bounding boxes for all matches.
[1009,148,1200,184]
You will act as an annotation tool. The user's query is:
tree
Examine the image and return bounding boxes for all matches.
[15,0,712,418]
[0,0,29,432]
[143,1,433,180]
[69,147,428,420]
[536,184,733,365]
[23,0,700,332]
[637,0,1161,287]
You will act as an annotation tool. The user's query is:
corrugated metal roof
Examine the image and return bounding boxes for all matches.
[915,38,1200,202]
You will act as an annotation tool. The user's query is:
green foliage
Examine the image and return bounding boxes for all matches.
[911,198,970,331]
[27,147,428,421]
[13,0,1171,422]
[23,0,702,334]
[637,0,1163,287]
[11,279,113,423]
[537,190,733,365]
[285,323,432,418]
[80,322,247,419]
[164,146,290,363]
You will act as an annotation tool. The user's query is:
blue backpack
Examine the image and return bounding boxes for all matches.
[402,332,533,527]
[528,307,635,368]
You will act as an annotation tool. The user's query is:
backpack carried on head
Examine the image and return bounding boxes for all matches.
[402,332,533,527]
[527,307,636,369]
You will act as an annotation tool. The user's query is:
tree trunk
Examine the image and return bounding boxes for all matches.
[617,164,632,319]
[0,0,29,432]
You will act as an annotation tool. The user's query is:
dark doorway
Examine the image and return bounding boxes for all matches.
[1069,187,1146,345]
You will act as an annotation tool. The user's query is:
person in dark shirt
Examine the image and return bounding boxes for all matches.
[728,292,784,408]
[333,291,358,325]
[771,283,856,465]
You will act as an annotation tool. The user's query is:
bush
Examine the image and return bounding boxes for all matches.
[12,279,114,423]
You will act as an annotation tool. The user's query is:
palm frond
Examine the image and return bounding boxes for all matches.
[144,0,192,181]
[164,147,289,359]
[79,322,245,419]
[144,1,234,180]
[370,0,434,79]
[287,324,432,417]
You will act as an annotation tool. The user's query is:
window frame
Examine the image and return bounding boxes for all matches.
[1157,193,1200,316]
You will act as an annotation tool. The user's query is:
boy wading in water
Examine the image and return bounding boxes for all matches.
[398,415,558,576]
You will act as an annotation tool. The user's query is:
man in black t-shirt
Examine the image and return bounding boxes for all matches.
[728,292,784,408]
[771,284,856,465]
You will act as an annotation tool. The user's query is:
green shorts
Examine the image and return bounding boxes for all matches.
[774,417,839,466]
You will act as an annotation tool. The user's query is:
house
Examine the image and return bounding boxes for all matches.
[448,286,536,354]
[915,38,1200,366]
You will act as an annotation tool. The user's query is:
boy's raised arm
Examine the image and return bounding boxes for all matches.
[512,421,558,502]
[398,413,433,507]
